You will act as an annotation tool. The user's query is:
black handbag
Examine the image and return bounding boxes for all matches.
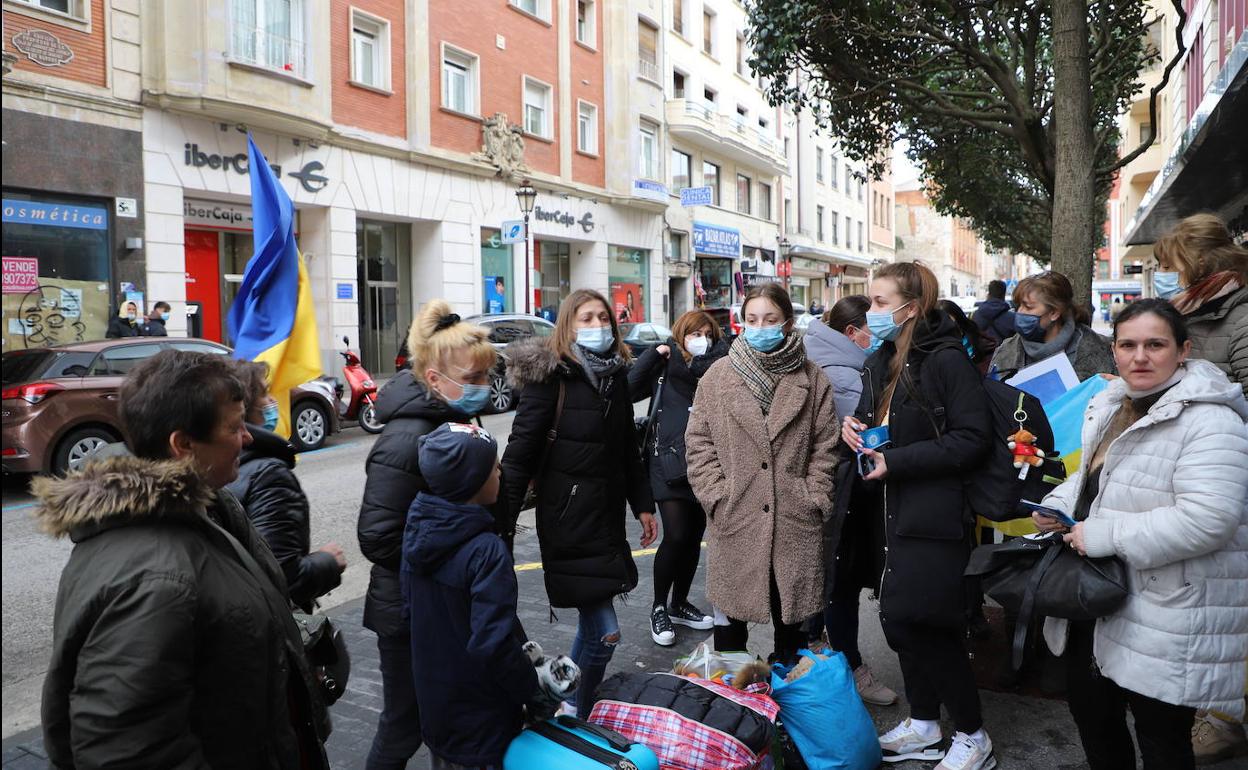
[634,375,664,455]
[293,612,351,705]
[965,532,1129,670]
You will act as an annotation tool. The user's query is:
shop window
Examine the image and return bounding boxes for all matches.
[351,11,390,90]
[481,228,513,314]
[537,241,571,316]
[442,47,478,115]
[356,220,411,374]
[231,0,306,78]
[3,192,112,348]
[696,257,732,309]
[610,245,650,323]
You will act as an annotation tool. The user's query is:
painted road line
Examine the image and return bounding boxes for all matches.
[515,543,706,573]
[2,501,37,513]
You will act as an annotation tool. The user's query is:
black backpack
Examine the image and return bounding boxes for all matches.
[911,346,1066,522]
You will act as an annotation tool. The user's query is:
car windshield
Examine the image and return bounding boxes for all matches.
[2,350,56,384]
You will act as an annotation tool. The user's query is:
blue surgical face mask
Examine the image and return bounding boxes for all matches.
[1153,271,1182,300]
[576,326,615,354]
[863,335,883,355]
[743,323,785,352]
[160,312,170,321]
[865,302,912,342]
[436,372,492,416]
[1014,312,1048,342]
[261,401,280,431]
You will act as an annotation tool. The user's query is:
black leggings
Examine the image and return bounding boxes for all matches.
[714,572,806,666]
[653,499,706,608]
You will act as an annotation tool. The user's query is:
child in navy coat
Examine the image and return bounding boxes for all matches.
[402,423,577,770]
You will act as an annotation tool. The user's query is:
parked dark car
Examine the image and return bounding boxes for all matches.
[466,313,556,412]
[618,322,674,357]
[2,338,340,475]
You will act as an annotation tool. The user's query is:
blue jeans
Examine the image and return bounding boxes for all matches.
[568,600,620,719]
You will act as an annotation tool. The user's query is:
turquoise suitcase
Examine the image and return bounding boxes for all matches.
[504,715,660,770]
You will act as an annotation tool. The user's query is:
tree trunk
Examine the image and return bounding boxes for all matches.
[1051,0,1098,318]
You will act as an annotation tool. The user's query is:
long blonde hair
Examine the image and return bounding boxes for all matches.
[406,299,496,386]
[874,262,938,413]
[550,289,632,362]
[1154,213,1248,284]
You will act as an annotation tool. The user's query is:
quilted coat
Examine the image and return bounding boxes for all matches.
[685,354,840,625]
[1183,285,1248,395]
[1042,359,1248,718]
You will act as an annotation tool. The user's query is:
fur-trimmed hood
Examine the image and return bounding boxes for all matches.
[504,336,564,389]
[32,455,214,540]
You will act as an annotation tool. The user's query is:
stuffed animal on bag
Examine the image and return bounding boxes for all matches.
[1007,428,1045,475]
[522,641,580,722]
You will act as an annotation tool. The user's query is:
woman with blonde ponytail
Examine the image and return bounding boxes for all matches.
[356,300,496,770]
[841,262,997,770]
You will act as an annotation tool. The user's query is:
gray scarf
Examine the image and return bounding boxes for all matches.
[728,333,806,414]
[1021,314,1079,363]
[573,344,625,394]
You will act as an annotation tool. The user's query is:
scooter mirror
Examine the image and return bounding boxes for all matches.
[342,335,350,346]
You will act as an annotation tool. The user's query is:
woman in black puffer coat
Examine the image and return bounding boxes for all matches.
[356,300,498,770]
[502,289,655,719]
[628,310,728,647]
[227,361,345,614]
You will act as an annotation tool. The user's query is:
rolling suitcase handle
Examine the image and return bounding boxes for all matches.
[531,718,640,769]
[555,715,633,752]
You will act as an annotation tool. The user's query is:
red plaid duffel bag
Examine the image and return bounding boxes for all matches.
[588,672,779,770]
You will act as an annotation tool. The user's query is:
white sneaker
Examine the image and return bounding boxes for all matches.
[936,732,997,770]
[650,605,676,646]
[879,719,945,763]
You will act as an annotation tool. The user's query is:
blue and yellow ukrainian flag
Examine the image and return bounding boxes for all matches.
[227,135,322,439]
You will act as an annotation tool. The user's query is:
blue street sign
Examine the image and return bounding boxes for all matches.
[680,186,714,207]
[500,220,525,244]
[336,282,354,300]
[692,221,741,258]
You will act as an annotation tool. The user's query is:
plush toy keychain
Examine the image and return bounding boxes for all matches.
[1007,427,1045,480]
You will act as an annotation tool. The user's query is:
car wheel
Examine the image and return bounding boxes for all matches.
[358,396,384,434]
[53,427,118,476]
[489,370,515,413]
[291,401,328,451]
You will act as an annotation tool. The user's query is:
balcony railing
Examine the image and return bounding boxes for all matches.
[638,58,660,83]
[231,25,306,78]
[668,99,787,170]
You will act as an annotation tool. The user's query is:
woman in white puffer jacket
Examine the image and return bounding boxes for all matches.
[1034,299,1248,770]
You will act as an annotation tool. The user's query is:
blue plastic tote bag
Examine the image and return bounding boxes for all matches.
[769,649,881,770]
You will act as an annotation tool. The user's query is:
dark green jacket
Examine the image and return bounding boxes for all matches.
[35,456,331,770]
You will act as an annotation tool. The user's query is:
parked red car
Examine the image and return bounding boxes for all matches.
[2,338,340,475]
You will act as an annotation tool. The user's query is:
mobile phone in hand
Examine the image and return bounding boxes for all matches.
[1021,499,1077,528]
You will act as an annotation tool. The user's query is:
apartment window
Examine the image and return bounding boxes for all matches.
[231,0,306,77]
[858,221,864,251]
[670,231,687,262]
[15,0,85,18]
[671,149,692,190]
[830,155,839,188]
[817,205,825,241]
[736,173,751,215]
[735,105,748,130]
[578,101,598,154]
[577,0,596,45]
[844,164,851,192]
[857,179,864,202]
[703,87,717,107]
[758,115,769,131]
[673,0,684,36]
[441,47,477,114]
[845,215,851,245]
[784,197,794,232]
[639,121,659,180]
[702,8,715,56]
[638,19,659,82]
[672,70,686,99]
[510,0,549,22]
[523,78,552,138]
[703,161,721,205]
[816,147,825,183]
[830,210,839,245]
[1141,121,1156,145]
[736,34,747,76]
[784,137,790,159]
[758,182,772,221]
[350,11,389,89]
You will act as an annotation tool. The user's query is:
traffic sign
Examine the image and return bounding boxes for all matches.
[500,220,525,244]
[680,186,714,207]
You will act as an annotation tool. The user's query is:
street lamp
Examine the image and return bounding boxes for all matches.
[777,237,791,291]
[516,179,538,314]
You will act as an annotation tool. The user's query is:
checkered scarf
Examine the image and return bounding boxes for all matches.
[728,332,806,414]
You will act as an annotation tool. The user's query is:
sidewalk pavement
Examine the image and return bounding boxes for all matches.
[7,517,1244,769]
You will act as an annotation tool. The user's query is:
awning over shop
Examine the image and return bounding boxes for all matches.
[788,243,875,269]
[1124,32,1248,245]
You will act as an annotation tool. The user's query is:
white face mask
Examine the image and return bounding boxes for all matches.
[685,335,710,356]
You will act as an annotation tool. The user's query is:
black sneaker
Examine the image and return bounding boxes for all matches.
[668,601,714,631]
[650,605,676,646]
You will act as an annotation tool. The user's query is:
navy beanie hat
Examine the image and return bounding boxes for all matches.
[417,422,499,504]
